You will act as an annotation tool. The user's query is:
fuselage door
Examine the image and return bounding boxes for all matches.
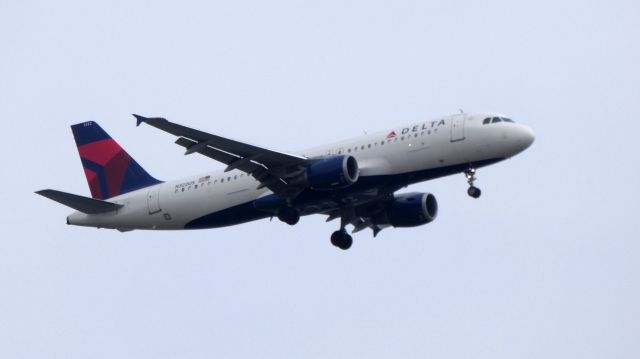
[147,185,161,214]
[450,114,466,142]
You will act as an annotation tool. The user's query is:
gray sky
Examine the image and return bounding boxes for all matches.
[1,1,639,358]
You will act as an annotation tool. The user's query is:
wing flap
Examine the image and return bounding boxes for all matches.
[174,137,241,165]
[136,114,309,197]
[36,189,123,214]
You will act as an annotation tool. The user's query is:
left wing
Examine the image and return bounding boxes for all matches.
[134,115,310,197]
[36,189,124,214]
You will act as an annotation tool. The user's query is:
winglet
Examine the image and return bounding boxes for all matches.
[133,114,167,127]
[133,114,147,127]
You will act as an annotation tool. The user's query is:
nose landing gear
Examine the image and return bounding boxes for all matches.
[464,167,481,199]
[467,186,481,198]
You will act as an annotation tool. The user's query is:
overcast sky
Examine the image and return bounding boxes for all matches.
[1,1,639,358]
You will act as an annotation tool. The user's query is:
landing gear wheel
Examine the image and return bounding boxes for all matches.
[284,215,299,225]
[340,233,353,250]
[330,231,341,247]
[330,230,353,250]
[467,186,481,199]
[277,207,300,225]
[464,167,481,199]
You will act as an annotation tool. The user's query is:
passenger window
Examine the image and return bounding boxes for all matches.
[492,117,502,123]
[483,117,491,125]
[348,148,351,153]
[381,141,384,146]
[227,177,231,181]
[221,178,224,183]
[234,175,237,180]
[367,144,371,148]
[361,145,364,150]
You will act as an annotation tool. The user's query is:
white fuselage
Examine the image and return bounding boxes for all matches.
[67,113,534,230]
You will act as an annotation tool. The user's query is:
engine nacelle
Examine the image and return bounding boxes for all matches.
[291,155,359,190]
[374,192,438,227]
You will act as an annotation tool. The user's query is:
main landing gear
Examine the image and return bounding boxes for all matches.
[329,208,354,250]
[464,167,481,199]
[277,206,300,225]
[331,229,353,250]
[277,205,352,250]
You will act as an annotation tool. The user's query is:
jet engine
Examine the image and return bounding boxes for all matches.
[290,155,359,190]
[373,192,438,227]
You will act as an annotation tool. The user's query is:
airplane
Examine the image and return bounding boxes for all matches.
[36,112,534,250]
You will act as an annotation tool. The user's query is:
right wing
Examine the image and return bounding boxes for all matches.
[134,115,311,197]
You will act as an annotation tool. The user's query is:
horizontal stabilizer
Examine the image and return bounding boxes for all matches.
[35,189,123,214]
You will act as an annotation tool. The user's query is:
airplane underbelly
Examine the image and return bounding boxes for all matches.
[155,182,267,229]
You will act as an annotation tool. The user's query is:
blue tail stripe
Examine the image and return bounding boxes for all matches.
[71,122,112,147]
[120,160,161,194]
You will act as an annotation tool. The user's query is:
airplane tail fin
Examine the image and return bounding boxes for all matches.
[71,121,160,199]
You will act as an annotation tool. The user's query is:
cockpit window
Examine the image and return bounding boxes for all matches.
[483,116,515,125]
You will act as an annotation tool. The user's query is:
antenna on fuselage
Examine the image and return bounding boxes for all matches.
[459,108,465,114]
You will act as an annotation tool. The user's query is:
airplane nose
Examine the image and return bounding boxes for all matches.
[514,124,535,153]
[508,124,536,156]
[499,123,535,157]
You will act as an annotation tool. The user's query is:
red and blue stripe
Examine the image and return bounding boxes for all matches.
[71,122,160,199]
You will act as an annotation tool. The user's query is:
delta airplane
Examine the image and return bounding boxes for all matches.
[36,113,534,250]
